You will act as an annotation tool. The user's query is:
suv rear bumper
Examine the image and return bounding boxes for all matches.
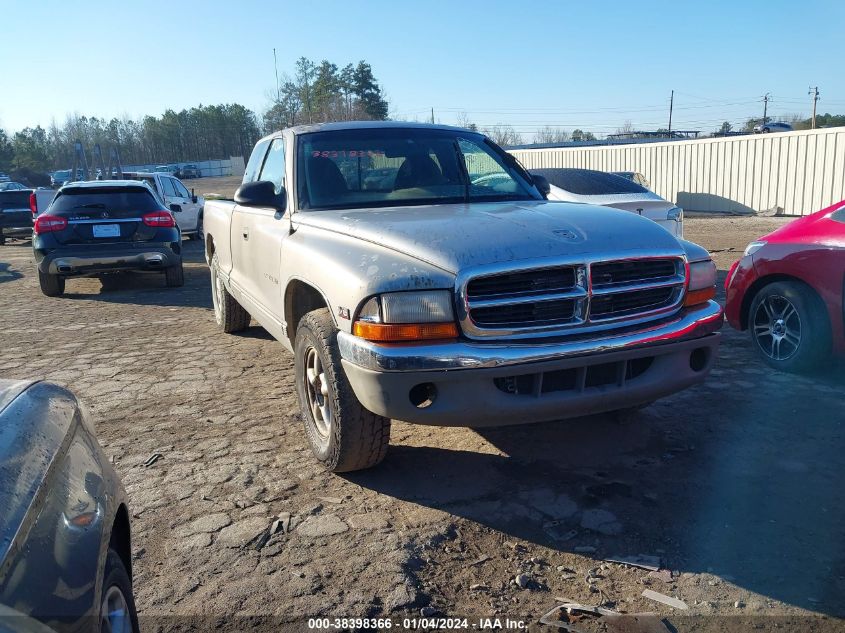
[34,243,181,276]
[338,301,723,426]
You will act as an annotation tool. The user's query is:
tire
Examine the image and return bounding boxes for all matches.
[210,253,250,332]
[165,262,185,287]
[191,213,203,242]
[295,308,391,472]
[38,270,65,296]
[100,548,139,633]
[748,280,831,372]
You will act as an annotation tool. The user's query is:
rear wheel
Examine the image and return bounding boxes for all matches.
[210,253,250,332]
[100,549,139,633]
[294,308,391,472]
[165,262,184,287]
[749,280,831,372]
[38,271,65,296]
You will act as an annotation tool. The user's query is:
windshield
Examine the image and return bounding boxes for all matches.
[296,128,539,210]
[532,168,650,195]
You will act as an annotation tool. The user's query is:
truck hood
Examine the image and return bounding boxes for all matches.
[293,200,684,273]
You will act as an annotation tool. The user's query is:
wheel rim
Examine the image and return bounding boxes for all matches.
[753,294,801,361]
[304,346,332,439]
[211,265,223,325]
[100,585,131,633]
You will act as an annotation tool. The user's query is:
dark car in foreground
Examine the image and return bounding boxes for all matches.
[0,380,138,633]
[32,181,184,296]
[725,200,845,371]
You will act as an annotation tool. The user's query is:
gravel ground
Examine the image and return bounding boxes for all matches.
[0,204,843,632]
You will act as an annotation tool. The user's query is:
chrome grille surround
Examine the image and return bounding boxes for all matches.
[456,253,688,340]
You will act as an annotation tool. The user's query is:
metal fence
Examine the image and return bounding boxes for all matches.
[509,127,845,216]
[121,156,245,178]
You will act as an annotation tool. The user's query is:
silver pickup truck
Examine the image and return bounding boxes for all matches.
[204,122,723,472]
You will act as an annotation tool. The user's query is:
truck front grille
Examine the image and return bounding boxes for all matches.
[460,257,685,338]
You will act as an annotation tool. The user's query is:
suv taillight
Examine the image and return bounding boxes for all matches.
[29,192,37,216]
[33,215,68,234]
[142,211,176,227]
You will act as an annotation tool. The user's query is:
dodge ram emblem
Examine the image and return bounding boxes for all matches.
[553,229,576,240]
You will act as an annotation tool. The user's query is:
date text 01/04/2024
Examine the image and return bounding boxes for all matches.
[306,617,527,630]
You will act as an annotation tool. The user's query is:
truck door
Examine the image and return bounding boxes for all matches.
[231,138,288,324]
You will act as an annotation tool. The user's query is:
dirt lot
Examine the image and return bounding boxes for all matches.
[1,196,843,631]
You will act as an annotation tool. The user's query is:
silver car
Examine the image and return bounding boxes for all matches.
[534,168,684,238]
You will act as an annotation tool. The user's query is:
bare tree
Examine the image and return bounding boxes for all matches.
[615,120,635,135]
[481,124,522,146]
[455,112,478,131]
[533,126,570,144]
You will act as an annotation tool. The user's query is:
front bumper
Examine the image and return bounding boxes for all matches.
[35,243,181,276]
[338,300,723,426]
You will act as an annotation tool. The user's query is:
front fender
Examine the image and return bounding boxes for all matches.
[281,223,456,335]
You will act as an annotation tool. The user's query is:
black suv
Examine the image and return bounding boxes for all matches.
[32,181,184,296]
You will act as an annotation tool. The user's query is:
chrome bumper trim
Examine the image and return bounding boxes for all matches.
[338,300,723,372]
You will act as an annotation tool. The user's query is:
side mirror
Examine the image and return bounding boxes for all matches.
[169,203,182,213]
[191,195,198,204]
[531,174,551,197]
[234,180,286,212]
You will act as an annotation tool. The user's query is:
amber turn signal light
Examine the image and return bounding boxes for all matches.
[684,287,716,307]
[353,321,458,342]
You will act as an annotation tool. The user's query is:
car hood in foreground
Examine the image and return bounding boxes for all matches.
[294,200,684,273]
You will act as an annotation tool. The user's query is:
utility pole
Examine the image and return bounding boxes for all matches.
[809,86,820,129]
[667,90,674,135]
[431,107,435,124]
[273,48,281,103]
[762,93,771,124]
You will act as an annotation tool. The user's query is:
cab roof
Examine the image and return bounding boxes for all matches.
[261,120,477,143]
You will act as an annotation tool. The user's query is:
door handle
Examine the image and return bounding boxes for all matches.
[242,227,249,240]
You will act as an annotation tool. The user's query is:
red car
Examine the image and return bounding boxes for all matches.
[725,200,845,371]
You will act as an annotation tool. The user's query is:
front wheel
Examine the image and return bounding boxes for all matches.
[100,549,139,633]
[39,270,65,296]
[749,280,831,372]
[295,308,390,472]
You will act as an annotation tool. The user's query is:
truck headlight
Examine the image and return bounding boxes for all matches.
[354,291,458,342]
[667,206,683,222]
[743,240,766,257]
[684,260,717,307]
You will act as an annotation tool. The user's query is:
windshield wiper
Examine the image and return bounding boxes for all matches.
[72,203,107,209]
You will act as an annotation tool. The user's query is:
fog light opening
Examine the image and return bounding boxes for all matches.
[409,382,437,409]
[690,347,709,372]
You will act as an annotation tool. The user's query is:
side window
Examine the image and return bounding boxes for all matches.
[258,139,286,193]
[172,179,191,199]
[243,139,272,183]
[160,177,177,198]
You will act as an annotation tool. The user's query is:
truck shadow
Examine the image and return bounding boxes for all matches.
[346,377,845,616]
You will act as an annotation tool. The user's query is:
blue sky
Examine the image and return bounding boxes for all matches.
[1,0,842,140]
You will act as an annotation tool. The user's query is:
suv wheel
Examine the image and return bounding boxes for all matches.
[295,308,390,472]
[39,271,65,296]
[749,280,831,372]
[165,262,185,287]
[210,253,250,332]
